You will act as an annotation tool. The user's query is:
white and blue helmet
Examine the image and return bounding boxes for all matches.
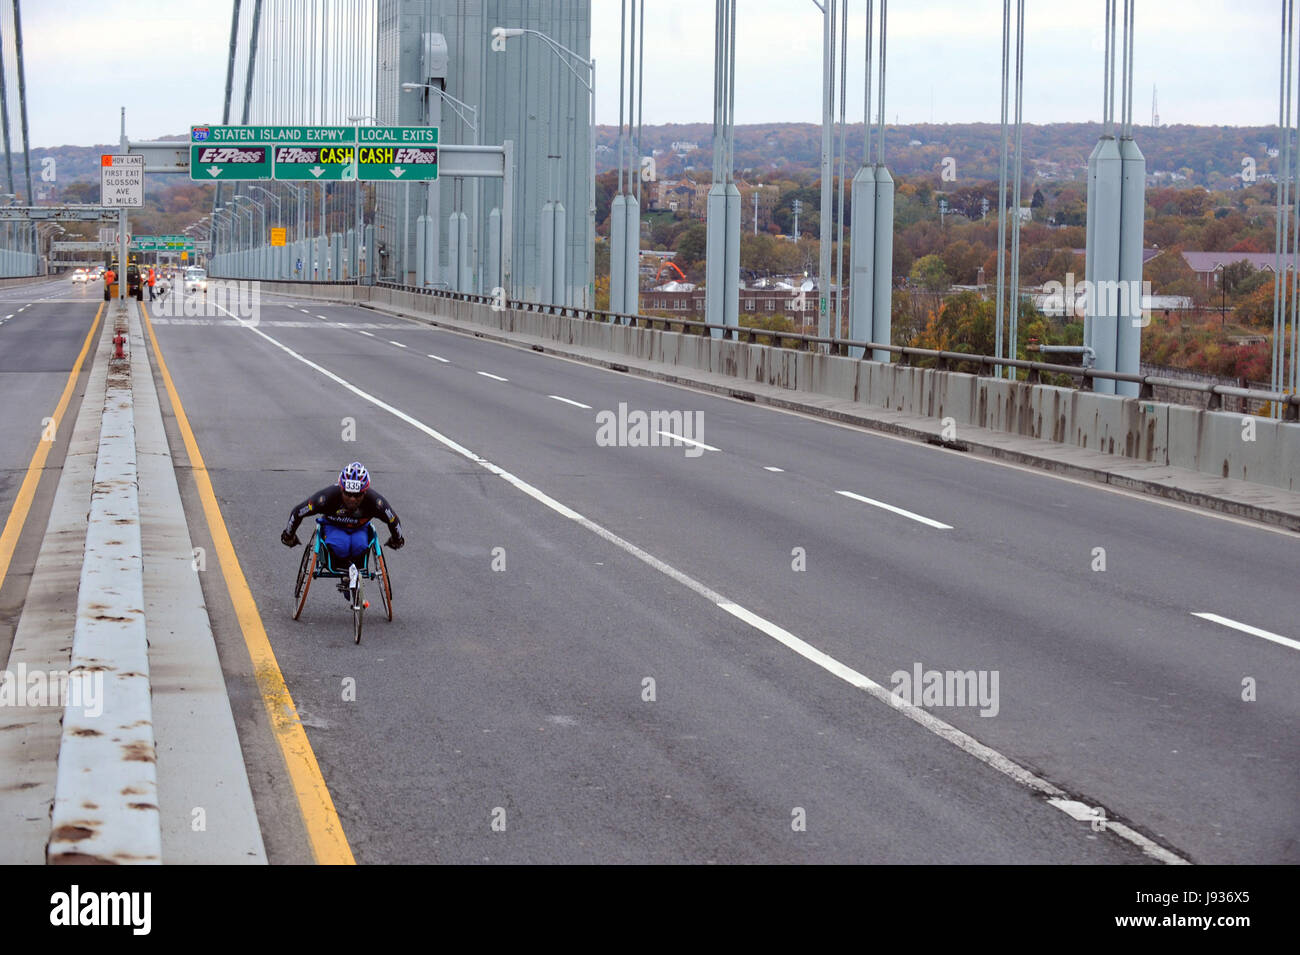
[339,462,370,494]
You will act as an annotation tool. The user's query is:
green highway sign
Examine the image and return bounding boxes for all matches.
[192,124,355,144]
[272,143,357,180]
[356,144,439,181]
[190,144,273,181]
[189,123,437,181]
[357,126,438,144]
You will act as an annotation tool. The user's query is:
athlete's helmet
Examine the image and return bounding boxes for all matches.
[339,462,370,494]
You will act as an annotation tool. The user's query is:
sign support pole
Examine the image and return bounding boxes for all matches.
[118,112,128,299]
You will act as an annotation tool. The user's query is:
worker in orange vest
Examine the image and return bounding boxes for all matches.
[147,266,157,301]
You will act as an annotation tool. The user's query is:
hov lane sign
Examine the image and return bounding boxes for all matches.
[101,154,143,207]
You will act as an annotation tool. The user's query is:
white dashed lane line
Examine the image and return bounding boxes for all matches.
[764,466,784,472]
[389,341,407,348]
[656,431,720,452]
[358,330,375,337]
[1191,613,1300,652]
[427,354,449,362]
[477,371,508,382]
[549,395,592,409]
[836,490,953,530]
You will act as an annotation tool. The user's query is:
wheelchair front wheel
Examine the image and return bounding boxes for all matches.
[351,567,364,644]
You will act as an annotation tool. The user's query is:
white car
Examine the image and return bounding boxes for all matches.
[184,267,208,293]
[70,270,88,284]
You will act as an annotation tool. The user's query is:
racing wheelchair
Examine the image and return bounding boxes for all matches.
[293,517,393,643]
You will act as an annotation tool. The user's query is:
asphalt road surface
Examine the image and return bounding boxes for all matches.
[142,289,1299,864]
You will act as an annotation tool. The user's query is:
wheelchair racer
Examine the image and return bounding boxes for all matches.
[281,462,405,598]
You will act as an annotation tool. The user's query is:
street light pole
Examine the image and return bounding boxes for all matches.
[251,185,285,278]
[494,27,595,307]
[403,82,480,291]
[233,195,265,277]
[348,115,380,283]
[280,182,306,277]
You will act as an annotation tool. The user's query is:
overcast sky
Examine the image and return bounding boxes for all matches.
[16,0,1288,148]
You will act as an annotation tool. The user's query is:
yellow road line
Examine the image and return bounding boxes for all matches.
[0,303,102,593]
[140,303,354,865]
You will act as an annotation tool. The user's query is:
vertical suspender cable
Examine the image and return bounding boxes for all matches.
[215,0,242,222]
[617,0,626,194]
[877,1,886,165]
[309,0,315,124]
[1293,21,1300,396]
[864,0,872,164]
[728,0,738,176]
[637,0,646,205]
[1103,0,1112,130]
[12,0,33,205]
[835,0,848,336]
[1008,0,1025,367]
[1273,1,1292,403]
[241,0,263,124]
[0,17,17,197]
[628,0,637,192]
[1285,4,1297,405]
[1119,0,1128,137]
[711,0,719,184]
[994,0,1010,376]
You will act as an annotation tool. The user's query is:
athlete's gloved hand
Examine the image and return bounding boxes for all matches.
[386,534,405,550]
[281,530,300,547]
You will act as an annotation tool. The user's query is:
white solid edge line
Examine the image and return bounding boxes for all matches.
[211,305,1189,867]
[836,489,953,530]
[549,395,592,409]
[1191,612,1300,652]
[389,341,407,348]
[427,354,449,362]
[764,466,784,472]
[656,430,720,452]
[477,371,508,381]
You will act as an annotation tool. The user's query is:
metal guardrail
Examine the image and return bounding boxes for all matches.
[232,274,1300,421]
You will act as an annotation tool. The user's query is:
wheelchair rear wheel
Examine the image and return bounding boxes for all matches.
[374,547,392,622]
[294,534,317,620]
